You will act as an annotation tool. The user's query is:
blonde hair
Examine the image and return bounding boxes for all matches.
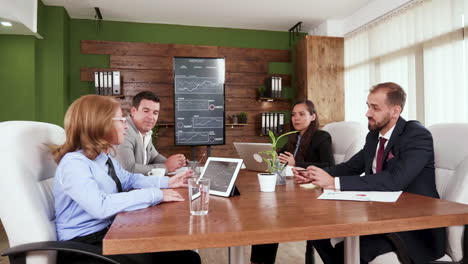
[50,95,121,163]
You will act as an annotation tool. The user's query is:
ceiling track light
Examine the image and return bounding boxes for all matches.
[94,7,103,20]
[289,22,302,46]
[94,7,103,33]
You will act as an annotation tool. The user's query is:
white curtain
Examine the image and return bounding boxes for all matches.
[344,0,468,126]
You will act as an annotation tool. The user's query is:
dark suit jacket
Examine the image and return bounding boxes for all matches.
[325,117,446,263]
[281,130,335,169]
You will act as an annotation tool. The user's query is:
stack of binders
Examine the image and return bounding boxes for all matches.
[261,112,285,135]
[94,71,121,95]
[265,76,282,98]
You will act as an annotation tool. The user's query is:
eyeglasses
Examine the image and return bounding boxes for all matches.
[112,117,127,123]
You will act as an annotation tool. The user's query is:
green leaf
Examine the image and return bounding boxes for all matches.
[267,130,277,147]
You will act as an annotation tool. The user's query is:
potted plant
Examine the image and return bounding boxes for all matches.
[258,129,300,186]
[239,112,247,124]
[258,86,266,98]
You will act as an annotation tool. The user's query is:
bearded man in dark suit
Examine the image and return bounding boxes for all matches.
[294,82,446,264]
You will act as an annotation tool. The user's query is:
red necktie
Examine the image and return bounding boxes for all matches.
[376,137,387,173]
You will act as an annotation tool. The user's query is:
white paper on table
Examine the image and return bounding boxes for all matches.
[299,183,320,189]
[318,189,402,202]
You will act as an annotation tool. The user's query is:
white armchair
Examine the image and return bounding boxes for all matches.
[322,121,365,164]
[0,121,118,264]
[428,123,468,263]
[371,123,468,264]
[306,121,365,264]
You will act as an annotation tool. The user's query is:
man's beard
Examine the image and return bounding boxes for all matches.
[368,114,391,132]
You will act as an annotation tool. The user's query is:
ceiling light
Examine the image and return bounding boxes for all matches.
[1,21,12,27]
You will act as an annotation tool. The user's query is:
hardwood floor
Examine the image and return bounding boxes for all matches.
[0,223,323,264]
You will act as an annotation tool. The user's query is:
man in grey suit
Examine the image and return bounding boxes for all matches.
[116,91,186,175]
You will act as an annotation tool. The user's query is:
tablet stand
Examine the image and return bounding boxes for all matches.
[229,185,241,197]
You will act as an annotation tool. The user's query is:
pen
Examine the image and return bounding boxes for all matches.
[281,161,288,171]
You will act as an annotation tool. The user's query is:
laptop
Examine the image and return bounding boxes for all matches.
[233,142,272,172]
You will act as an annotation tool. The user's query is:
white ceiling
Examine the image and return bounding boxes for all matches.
[41,0,374,32]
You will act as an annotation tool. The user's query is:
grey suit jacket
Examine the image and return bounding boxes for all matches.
[115,116,167,175]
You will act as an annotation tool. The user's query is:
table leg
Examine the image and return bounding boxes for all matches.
[344,236,359,264]
[228,246,245,264]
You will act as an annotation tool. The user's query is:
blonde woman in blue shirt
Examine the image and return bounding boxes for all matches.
[50,95,200,264]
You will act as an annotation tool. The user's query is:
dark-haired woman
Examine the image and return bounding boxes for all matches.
[250,99,335,264]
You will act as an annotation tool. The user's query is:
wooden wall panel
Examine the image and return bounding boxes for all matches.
[295,36,344,125]
[169,44,220,57]
[306,36,344,125]
[80,40,292,158]
[226,98,290,111]
[81,68,173,83]
[122,83,173,97]
[227,73,290,86]
[110,56,172,70]
[219,47,290,62]
[81,40,172,56]
[226,60,268,73]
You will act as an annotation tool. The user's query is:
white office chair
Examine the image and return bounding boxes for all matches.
[428,123,468,263]
[371,123,468,264]
[322,121,365,164]
[306,121,365,264]
[0,121,118,264]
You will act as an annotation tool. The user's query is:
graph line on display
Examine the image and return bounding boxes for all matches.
[177,132,210,143]
[175,76,223,94]
[177,100,210,111]
[193,117,223,128]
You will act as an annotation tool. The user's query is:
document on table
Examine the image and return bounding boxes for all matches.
[318,189,402,202]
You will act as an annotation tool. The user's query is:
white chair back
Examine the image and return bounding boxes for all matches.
[0,121,65,264]
[322,121,365,163]
[428,123,468,262]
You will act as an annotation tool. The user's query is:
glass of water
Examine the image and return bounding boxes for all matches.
[187,161,202,178]
[188,178,210,216]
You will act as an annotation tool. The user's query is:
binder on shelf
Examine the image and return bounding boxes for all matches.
[265,113,270,135]
[279,113,285,134]
[99,72,104,95]
[107,71,113,95]
[102,72,108,95]
[94,72,100,95]
[270,112,274,133]
[261,113,266,135]
[272,113,278,134]
[112,71,121,95]
[278,77,282,98]
[272,77,276,98]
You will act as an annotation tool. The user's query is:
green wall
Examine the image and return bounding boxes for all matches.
[0,1,305,124]
[0,2,69,124]
[0,35,37,121]
[36,4,69,125]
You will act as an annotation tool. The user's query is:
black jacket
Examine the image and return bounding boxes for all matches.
[281,130,335,169]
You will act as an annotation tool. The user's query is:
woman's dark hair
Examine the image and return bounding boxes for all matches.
[284,99,320,162]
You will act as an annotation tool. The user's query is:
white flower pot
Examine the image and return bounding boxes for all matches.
[257,173,277,192]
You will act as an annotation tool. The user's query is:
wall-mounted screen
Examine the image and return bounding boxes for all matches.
[174,58,225,146]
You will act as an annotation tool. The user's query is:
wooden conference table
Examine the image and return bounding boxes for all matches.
[103,170,468,263]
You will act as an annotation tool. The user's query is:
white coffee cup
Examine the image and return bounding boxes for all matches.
[148,168,166,177]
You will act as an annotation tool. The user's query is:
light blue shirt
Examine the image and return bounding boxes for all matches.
[53,151,169,241]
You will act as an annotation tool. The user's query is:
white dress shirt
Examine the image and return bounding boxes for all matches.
[139,130,153,165]
[334,124,396,190]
